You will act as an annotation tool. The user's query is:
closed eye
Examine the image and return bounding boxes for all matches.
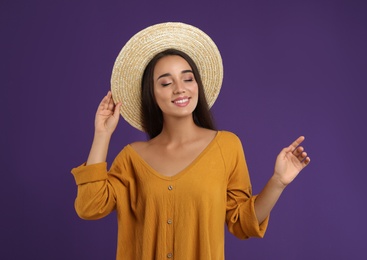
[161,82,171,87]
[184,78,193,82]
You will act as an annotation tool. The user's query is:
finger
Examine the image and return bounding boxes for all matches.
[288,136,305,152]
[110,92,120,111]
[98,96,108,112]
[301,156,311,166]
[99,91,111,108]
[103,91,116,112]
[292,146,304,157]
[298,151,307,161]
[106,91,113,108]
[108,95,115,111]
[113,102,122,117]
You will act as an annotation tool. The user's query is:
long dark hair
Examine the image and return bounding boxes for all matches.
[141,49,216,139]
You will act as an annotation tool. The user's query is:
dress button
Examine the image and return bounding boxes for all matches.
[168,185,173,190]
[167,253,173,258]
[167,219,172,224]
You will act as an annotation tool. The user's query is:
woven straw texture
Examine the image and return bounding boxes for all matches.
[111,22,223,131]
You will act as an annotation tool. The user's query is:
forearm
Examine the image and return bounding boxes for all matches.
[86,133,112,165]
[254,175,286,223]
[75,180,115,219]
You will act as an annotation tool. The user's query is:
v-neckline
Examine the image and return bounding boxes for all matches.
[127,131,220,180]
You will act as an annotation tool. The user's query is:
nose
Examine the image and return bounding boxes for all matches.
[173,81,185,95]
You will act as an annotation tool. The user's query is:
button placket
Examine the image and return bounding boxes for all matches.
[166,182,174,259]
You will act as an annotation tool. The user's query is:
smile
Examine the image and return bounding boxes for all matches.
[173,98,189,104]
[171,97,191,106]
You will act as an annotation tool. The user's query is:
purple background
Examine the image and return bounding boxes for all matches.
[1,0,366,259]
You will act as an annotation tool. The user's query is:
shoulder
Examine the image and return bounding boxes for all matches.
[216,130,242,145]
[214,131,248,169]
[130,141,149,152]
[113,141,147,162]
[214,131,245,159]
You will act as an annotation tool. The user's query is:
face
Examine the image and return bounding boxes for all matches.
[153,55,199,120]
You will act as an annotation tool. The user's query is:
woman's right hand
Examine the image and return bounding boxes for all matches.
[94,91,122,136]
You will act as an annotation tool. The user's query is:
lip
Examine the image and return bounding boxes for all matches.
[171,96,191,106]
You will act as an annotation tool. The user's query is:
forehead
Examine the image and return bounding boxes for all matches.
[154,55,192,73]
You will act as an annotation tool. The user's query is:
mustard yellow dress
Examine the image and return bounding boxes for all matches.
[71,131,269,259]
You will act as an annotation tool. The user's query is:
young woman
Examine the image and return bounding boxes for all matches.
[71,23,310,260]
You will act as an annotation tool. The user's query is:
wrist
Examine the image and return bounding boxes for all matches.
[93,131,112,141]
[86,133,111,165]
[269,174,288,190]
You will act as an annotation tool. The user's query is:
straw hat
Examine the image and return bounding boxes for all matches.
[111,22,223,131]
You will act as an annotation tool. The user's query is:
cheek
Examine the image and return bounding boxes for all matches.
[154,88,165,100]
[191,85,199,107]
[153,88,170,109]
[153,85,162,100]
[192,84,199,98]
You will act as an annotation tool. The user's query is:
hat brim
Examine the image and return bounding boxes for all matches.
[111,22,223,131]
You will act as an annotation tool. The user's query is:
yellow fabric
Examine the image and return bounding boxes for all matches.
[71,131,269,260]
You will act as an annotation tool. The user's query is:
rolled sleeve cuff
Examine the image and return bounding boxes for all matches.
[71,162,108,185]
[240,195,269,238]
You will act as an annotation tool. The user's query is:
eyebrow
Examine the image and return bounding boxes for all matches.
[157,70,193,80]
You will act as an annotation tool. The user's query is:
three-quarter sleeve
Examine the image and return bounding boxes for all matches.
[71,162,118,220]
[223,133,269,239]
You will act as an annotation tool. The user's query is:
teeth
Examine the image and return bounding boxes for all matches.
[174,98,188,104]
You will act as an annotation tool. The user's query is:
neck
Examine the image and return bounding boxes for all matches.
[159,116,200,143]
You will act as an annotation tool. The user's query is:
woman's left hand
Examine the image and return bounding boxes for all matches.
[273,136,311,187]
